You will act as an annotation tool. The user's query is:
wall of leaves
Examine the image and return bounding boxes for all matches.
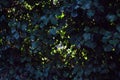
[0,0,120,80]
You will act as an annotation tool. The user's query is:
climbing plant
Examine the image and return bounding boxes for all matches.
[0,0,120,79]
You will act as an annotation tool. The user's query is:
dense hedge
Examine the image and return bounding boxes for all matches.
[0,0,120,80]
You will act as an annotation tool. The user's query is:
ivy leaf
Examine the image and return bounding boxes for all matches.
[81,1,91,10]
[49,28,56,35]
[76,0,82,4]
[84,69,92,76]
[84,41,96,49]
[17,22,20,28]
[40,16,49,25]
[83,33,91,41]
[106,14,117,22]
[0,0,9,7]
[44,67,49,77]
[8,21,17,27]
[87,10,95,18]
[114,32,120,39]
[71,11,78,17]
[116,25,120,32]
[102,31,112,43]
[19,0,24,3]
[35,70,42,79]
[74,5,80,9]
[0,15,5,22]
[40,23,45,28]
[50,15,58,25]
[40,16,46,20]
[31,41,39,49]
[15,75,21,80]
[21,24,27,31]
[72,66,79,75]
[84,26,90,32]
[11,28,16,33]
[118,44,120,49]
[103,45,113,52]
[13,32,19,39]
[116,9,120,17]
[109,39,119,47]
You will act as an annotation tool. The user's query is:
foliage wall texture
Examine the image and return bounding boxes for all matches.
[0,0,120,80]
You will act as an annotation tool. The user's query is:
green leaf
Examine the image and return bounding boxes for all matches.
[35,70,43,79]
[81,1,91,10]
[83,33,91,41]
[50,16,58,25]
[71,11,78,17]
[103,45,113,52]
[109,39,119,47]
[31,41,39,49]
[116,9,120,17]
[118,44,120,49]
[13,32,19,39]
[102,31,112,42]
[74,5,80,9]
[40,16,49,25]
[0,0,9,7]
[84,69,92,76]
[11,28,16,33]
[8,21,17,27]
[106,14,117,22]
[21,24,27,31]
[87,10,95,18]
[84,26,90,32]
[19,0,24,3]
[84,41,96,49]
[49,28,56,35]
[72,66,79,75]
[44,67,49,77]
[114,32,120,39]
[116,25,120,32]
[40,23,45,28]
[56,12,65,19]
[0,15,5,21]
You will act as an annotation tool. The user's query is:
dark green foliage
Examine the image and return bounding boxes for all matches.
[0,0,120,80]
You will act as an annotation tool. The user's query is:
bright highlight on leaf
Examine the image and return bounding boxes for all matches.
[0,0,119,79]
[56,12,65,19]
[23,1,33,10]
